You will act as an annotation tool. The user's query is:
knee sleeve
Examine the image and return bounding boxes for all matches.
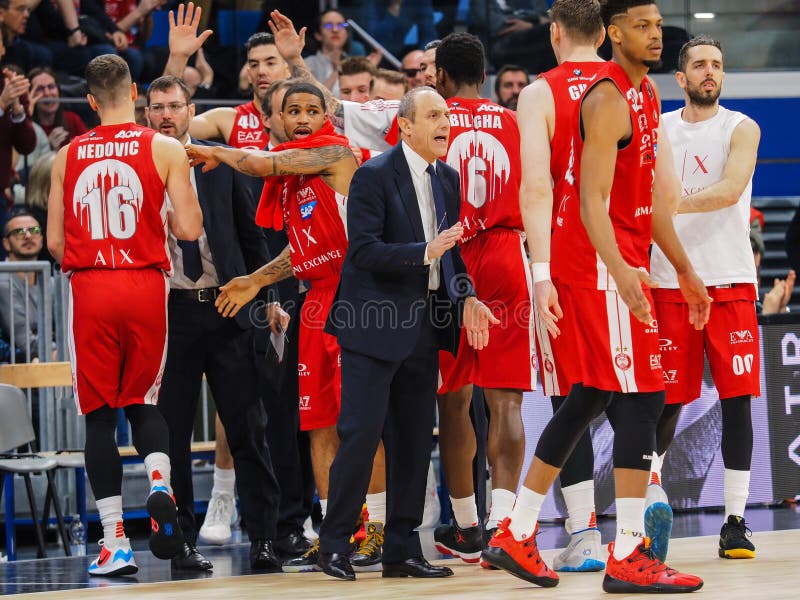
[536,385,611,468]
[125,404,170,458]
[551,395,595,487]
[656,403,682,456]
[84,405,123,499]
[721,395,752,470]
[606,391,664,471]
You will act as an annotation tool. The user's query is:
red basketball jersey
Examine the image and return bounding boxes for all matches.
[228,101,267,150]
[61,123,171,273]
[552,62,660,290]
[443,97,522,241]
[283,175,348,282]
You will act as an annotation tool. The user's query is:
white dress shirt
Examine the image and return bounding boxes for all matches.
[401,141,440,291]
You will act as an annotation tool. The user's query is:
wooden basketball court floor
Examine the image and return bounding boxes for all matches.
[3,506,798,599]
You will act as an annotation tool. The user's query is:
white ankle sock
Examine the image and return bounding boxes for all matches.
[508,487,545,541]
[450,494,479,528]
[562,480,597,532]
[320,498,328,519]
[365,492,387,523]
[96,495,124,542]
[613,497,646,560]
[486,488,516,529]
[649,452,665,486]
[213,466,236,496]
[724,469,750,519]
[143,452,171,494]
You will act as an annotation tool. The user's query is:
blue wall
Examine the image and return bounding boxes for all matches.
[661,98,800,197]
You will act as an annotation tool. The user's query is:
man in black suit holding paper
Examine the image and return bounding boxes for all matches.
[318,87,499,580]
[145,75,282,573]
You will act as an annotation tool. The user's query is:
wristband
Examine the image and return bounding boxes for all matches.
[531,262,551,283]
[67,26,81,35]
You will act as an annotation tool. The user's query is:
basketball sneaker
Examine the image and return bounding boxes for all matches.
[603,539,703,593]
[147,490,184,559]
[283,538,320,573]
[718,515,755,559]
[644,483,673,562]
[553,528,605,572]
[481,518,559,587]
[88,537,138,577]
[199,491,236,545]
[480,528,498,569]
[434,521,484,563]
[351,521,384,572]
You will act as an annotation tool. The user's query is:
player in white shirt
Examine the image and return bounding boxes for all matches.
[647,35,761,563]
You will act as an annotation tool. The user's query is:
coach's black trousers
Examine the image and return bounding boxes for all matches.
[158,294,280,542]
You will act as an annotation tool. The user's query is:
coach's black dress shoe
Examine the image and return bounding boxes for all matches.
[274,530,312,559]
[171,541,213,571]
[250,539,283,572]
[382,556,454,578]
[318,552,356,580]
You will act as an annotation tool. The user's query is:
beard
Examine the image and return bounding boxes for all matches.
[643,59,663,71]
[687,82,721,107]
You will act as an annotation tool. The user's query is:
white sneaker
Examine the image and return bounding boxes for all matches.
[553,528,605,572]
[88,538,138,577]
[199,491,236,545]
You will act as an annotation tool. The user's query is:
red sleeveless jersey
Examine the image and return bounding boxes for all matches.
[282,175,348,282]
[228,101,267,150]
[551,62,660,290]
[443,97,522,241]
[61,123,170,273]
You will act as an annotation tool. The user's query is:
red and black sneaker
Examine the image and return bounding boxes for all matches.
[147,490,184,560]
[481,518,559,587]
[603,538,704,594]
[434,521,484,563]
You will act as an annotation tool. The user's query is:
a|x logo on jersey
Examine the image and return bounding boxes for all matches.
[693,154,709,174]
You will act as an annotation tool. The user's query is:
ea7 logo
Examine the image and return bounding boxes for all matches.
[729,330,754,344]
[649,354,661,369]
[299,396,311,409]
[114,130,143,139]
[663,369,678,383]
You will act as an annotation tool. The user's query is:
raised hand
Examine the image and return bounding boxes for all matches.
[169,2,213,58]
[267,10,306,61]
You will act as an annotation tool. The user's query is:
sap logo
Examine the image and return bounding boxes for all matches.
[114,129,143,139]
[729,330,754,345]
[300,201,317,220]
[298,363,310,376]
[649,354,661,369]
[663,369,678,383]
[477,103,504,113]
[299,396,311,409]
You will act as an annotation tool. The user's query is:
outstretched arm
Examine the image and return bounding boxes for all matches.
[186,142,353,177]
[215,245,293,318]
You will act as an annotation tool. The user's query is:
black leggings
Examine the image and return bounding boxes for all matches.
[551,393,595,487]
[84,404,170,500]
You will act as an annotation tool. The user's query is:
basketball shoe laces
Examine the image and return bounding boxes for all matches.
[207,493,233,524]
[355,524,383,557]
[628,540,677,576]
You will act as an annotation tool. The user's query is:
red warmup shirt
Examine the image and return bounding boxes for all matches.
[228,101,267,150]
[61,123,171,273]
[443,97,523,241]
[551,62,660,291]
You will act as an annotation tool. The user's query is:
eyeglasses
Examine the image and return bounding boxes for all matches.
[322,22,348,30]
[148,102,188,114]
[6,226,42,239]
[33,83,58,94]
[403,68,420,78]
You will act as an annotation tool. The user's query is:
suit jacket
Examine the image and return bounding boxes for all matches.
[327,143,474,362]
[190,139,271,330]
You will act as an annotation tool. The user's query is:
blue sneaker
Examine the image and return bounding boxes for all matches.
[553,528,605,572]
[644,483,673,562]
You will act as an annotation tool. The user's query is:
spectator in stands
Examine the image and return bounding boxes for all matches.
[338,56,375,103]
[470,0,555,74]
[0,209,45,359]
[366,0,436,61]
[401,48,425,89]
[419,39,440,88]
[0,56,34,225]
[1,0,53,73]
[19,152,54,264]
[28,67,87,150]
[182,48,215,100]
[752,227,795,315]
[494,64,528,109]
[370,68,406,100]
[305,9,351,96]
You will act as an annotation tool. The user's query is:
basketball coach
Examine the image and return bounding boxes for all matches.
[318,87,499,580]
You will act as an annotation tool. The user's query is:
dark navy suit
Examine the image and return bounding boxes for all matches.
[321,143,473,562]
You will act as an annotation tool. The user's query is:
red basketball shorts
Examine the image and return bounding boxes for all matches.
[534,278,581,397]
[653,286,760,405]
[559,282,664,393]
[298,280,341,431]
[68,268,169,415]
[438,229,536,394]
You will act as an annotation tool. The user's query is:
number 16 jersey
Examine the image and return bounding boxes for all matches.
[61,123,171,273]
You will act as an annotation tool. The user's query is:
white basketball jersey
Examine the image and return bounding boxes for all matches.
[650,106,758,288]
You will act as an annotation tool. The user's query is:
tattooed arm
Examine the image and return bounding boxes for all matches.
[215,245,293,318]
[186,143,355,177]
